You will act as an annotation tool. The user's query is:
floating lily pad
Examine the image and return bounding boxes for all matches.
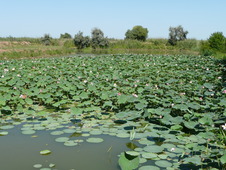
[138,138,155,145]
[50,131,64,135]
[22,130,36,135]
[0,131,9,136]
[155,160,172,168]
[126,151,140,156]
[55,137,69,142]
[161,143,176,150]
[63,129,76,133]
[139,158,147,164]
[142,152,158,159]
[40,150,51,155]
[89,130,103,135]
[82,133,90,137]
[143,145,164,153]
[139,166,160,170]
[49,163,55,168]
[116,133,130,138]
[33,164,42,168]
[158,154,168,159]
[0,125,14,130]
[64,140,78,146]
[33,126,46,130]
[86,137,104,143]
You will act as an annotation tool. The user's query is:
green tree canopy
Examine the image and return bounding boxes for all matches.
[168,25,188,45]
[125,25,148,41]
[41,34,52,46]
[91,28,109,49]
[208,32,225,52]
[74,31,90,51]
[60,33,72,39]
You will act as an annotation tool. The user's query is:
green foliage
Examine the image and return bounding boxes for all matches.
[125,25,148,41]
[91,28,109,49]
[168,25,188,45]
[118,152,139,170]
[0,54,225,169]
[74,31,90,51]
[60,33,72,39]
[41,34,52,46]
[63,39,74,48]
[200,40,214,56]
[176,39,199,50]
[208,32,226,52]
[200,32,226,57]
[110,39,144,49]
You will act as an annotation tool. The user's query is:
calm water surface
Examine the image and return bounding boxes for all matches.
[0,125,131,170]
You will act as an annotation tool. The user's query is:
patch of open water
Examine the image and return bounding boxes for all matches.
[0,123,130,170]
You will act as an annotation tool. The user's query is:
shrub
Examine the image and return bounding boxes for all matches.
[177,39,199,50]
[91,28,109,50]
[200,40,214,56]
[74,31,90,51]
[168,25,188,46]
[41,34,52,46]
[200,32,226,56]
[63,40,74,48]
[60,33,72,39]
[125,25,148,41]
[208,32,226,52]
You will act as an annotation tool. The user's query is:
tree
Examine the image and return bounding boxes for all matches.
[168,25,188,45]
[208,32,225,52]
[41,34,52,46]
[125,25,148,41]
[74,31,90,51]
[200,32,226,56]
[60,33,72,39]
[91,28,109,49]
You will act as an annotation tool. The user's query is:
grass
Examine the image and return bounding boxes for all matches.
[0,37,214,60]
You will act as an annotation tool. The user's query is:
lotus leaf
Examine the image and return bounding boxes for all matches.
[40,150,51,155]
[118,152,139,170]
[86,137,104,143]
[139,166,160,170]
[155,160,172,168]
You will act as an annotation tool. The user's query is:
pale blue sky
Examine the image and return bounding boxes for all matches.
[1,0,225,40]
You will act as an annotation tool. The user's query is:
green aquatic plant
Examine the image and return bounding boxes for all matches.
[0,54,225,169]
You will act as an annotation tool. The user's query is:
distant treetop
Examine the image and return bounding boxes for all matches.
[168,25,188,45]
[125,25,148,41]
[60,33,72,39]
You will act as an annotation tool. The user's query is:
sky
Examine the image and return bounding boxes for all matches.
[0,0,226,40]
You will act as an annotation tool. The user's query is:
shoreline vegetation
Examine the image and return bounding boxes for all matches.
[0,37,205,60]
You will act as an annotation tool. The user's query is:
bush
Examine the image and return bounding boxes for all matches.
[60,33,72,39]
[200,32,226,56]
[74,31,90,51]
[63,40,74,48]
[41,34,52,46]
[91,28,109,49]
[208,32,226,52]
[177,39,199,50]
[200,41,214,56]
[168,25,188,46]
[125,25,148,41]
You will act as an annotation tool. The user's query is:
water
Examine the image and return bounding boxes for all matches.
[0,125,131,170]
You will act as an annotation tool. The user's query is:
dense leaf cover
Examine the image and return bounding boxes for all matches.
[0,54,226,168]
[0,55,225,124]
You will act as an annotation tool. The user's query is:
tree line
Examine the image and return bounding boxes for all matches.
[38,25,226,56]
